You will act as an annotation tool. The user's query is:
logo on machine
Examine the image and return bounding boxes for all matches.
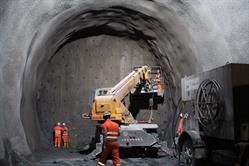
[196,79,221,131]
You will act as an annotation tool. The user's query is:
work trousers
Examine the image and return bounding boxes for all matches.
[62,136,69,148]
[98,141,120,166]
[54,136,61,148]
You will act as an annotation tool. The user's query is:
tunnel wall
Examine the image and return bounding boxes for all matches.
[37,35,161,148]
[0,0,248,161]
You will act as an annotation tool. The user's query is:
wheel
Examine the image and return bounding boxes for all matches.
[180,139,196,166]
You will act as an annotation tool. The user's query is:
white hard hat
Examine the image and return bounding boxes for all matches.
[57,122,61,125]
[103,111,111,117]
[62,122,66,126]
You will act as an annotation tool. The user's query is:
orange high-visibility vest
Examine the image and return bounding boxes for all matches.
[54,125,62,137]
[62,127,68,136]
[177,118,184,135]
[101,119,119,141]
[62,126,69,142]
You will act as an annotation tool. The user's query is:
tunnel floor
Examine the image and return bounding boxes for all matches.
[16,146,235,166]
[25,148,178,166]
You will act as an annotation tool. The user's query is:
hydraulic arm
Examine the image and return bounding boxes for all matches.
[85,66,163,124]
[83,66,164,154]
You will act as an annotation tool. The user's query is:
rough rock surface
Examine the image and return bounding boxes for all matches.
[0,0,248,164]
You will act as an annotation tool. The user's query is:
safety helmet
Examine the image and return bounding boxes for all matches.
[103,111,111,117]
[62,122,66,126]
[57,122,61,125]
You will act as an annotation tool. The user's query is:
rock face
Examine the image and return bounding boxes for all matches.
[0,0,248,164]
[37,36,161,148]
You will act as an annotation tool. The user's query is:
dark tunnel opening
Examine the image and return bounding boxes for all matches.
[20,5,200,154]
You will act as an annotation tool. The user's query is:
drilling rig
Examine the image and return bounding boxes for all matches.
[83,66,164,155]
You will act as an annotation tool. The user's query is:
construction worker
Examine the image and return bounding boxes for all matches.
[98,111,121,166]
[156,69,160,79]
[175,113,189,159]
[62,122,69,148]
[54,122,62,148]
[177,113,184,136]
[155,69,162,91]
[176,113,189,137]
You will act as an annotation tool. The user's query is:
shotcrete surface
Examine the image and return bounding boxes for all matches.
[37,35,169,149]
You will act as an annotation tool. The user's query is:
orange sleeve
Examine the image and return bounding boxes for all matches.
[100,124,107,134]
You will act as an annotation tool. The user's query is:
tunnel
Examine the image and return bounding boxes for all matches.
[0,0,248,165]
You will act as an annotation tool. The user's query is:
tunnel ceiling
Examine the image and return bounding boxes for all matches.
[0,0,248,159]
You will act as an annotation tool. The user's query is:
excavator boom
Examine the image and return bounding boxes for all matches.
[88,66,163,124]
[82,66,164,155]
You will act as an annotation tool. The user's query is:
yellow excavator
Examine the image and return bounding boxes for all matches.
[83,66,164,154]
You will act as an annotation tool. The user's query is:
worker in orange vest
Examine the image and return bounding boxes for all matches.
[62,122,69,148]
[156,69,160,79]
[177,113,184,136]
[177,113,189,136]
[98,111,121,166]
[54,122,62,148]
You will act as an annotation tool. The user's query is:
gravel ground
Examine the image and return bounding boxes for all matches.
[24,148,179,166]
[16,146,234,166]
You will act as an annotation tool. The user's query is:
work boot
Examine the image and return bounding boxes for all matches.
[97,161,105,166]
